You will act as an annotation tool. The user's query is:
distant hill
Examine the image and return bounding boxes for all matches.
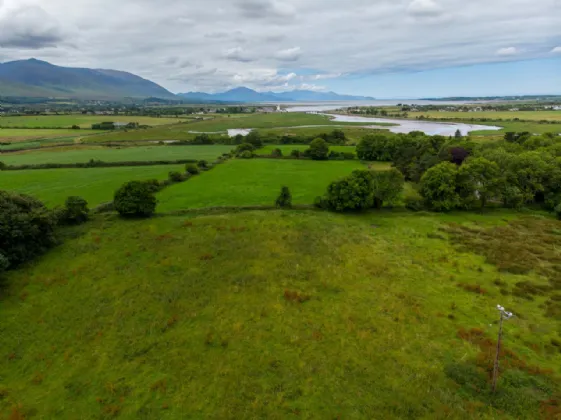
[0,59,176,99]
[178,87,375,102]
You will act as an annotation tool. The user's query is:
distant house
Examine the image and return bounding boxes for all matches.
[114,122,128,129]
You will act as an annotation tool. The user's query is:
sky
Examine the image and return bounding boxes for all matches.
[0,0,560,97]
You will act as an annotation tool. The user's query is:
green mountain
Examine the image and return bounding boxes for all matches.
[0,59,175,99]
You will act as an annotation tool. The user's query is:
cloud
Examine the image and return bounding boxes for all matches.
[496,47,518,56]
[551,46,561,53]
[275,47,301,61]
[0,5,65,49]
[236,0,296,20]
[407,0,442,17]
[223,47,253,63]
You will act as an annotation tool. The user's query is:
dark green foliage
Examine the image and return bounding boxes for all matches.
[143,179,162,193]
[275,186,292,208]
[307,138,329,160]
[328,150,344,160]
[235,143,255,155]
[0,190,58,271]
[168,171,184,183]
[555,203,561,220]
[271,148,283,158]
[71,125,81,130]
[420,162,460,211]
[342,152,355,160]
[457,157,501,208]
[404,196,425,211]
[245,131,263,148]
[454,129,462,140]
[4,159,197,171]
[0,161,5,170]
[290,149,301,158]
[186,164,200,175]
[193,134,213,144]
[371,169,405,208]
[320,170,374,211]
[114,181,157,218]
[60,196,89,225]
[91,122,115,130]
[240,150,253,159]
[197,160,208,169]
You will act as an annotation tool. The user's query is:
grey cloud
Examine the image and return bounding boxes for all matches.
[407,0,443,17]
[275,46,301,61]
[0,5,65,49]
[223,47,254,63]
[236,0,296,20]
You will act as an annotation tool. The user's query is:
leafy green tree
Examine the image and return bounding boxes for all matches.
[307,138,329,160]
[275,186,292,208]
[0,191,58,271]
[235,143,255,154]
[371,169,405,209]
[61,196,89,224]
[505,151,551,203]
[168,171,184,183]
[114,181,157,218]
[186,164,200,175]
[454,129,463,140]
[271,148,283,158]
[356,135,386,161]
[320,170,374,211]
[457,157,501,209]
[290,149,301,158]
[240,150,253,159]
[245,131,263,147]
[0,161,6,170]
[420,162,461,211]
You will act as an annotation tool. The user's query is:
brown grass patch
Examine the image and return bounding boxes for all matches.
[457,283,487,295]
[283,290,311,303]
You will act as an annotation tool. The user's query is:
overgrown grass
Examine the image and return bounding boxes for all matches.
[259,126,391,143]
[157,159,367,211]
[256,144,357,155]
[0,165,184,207]
[0,145,232,166]
[1,210,560,418]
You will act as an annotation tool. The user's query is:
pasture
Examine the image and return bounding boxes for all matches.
[409,110,561,122]
[0,165,184,207]
[0,128,85,141]
[157,159,369,211]
[256,144,357,155]
[1,145,232,166]
[0,115,191,129]
[1,210,559,419]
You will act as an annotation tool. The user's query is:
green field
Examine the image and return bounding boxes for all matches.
[257,144,357,155]
[469,121,561,136]
[157,159,370,211]
[1,210,559,418]
[259,126,390,142]
[0,128,86,141]
[410,110,561,122]
[1,145,233,166]
[0,115,191,129]
[0,165,184,207]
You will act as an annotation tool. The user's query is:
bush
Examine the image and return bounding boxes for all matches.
[0,191,58,271]
[186,164,200,175]
[404,196,425,211]
[275,186,292,208]
[197,160,208,169]
[342,152,355,160]
[168,171,184,183]
[60,196,89,224]
[114,181,157,218]
[320,170,374,211]
[236,143,255,154]
[271,148,283,158]
[240,150,253,159]
[143,179,162,193]
[0,161,5,170]
[308,138,329,160]
[71,125,81,130]
[290,150,302,158]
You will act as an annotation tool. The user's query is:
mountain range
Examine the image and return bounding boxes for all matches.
[0,59,374,102]
[178,87,375,102]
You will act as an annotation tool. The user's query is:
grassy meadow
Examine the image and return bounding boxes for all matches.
[0,115,192,129]
[256,144,357,155]
[0,165,184,207]
[1,210,560,419]
[1,145,232,166]
[409,110,561,122]
[0,128,86,141]
[157,159,370,211]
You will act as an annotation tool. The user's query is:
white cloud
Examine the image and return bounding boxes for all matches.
[407,0,442,17]
[223,47,253,63]
[275,46,301,61]
[496,47,518,56]
[551,46,561,53]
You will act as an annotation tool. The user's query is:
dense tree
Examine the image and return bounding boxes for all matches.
[454,129,463,140]
[307,138,329,160]
[168,171,184,182]
[356,135,388,161]
[420,162,461,211]
[457,157,501,208]
[61,196,89,224]
[275,186,292,208]
[0,191,58,271]
[271,148,283,158]
[186,164,200,175]
[114,181,157,218]
[371,169,405,208]
[245,131,263,148]
[319,170,374,211]
[235,143,255,154]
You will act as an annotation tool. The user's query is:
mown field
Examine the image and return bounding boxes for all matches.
[157,160,371,211]
[1,210,560,419]
[1,145,232,166]
[409,110,561,122]
[0,128,86,141]
[0,115,192,128]
[0,165,184,207]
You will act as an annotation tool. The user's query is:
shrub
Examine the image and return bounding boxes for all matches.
[275,186,292,208]
[0,191,58,271]
[71,125,81,130]
[114,181,157,218]
[168,171,184,183]
[240,150,253,159]
[342,152,355,160]
[405,196,425,211]
[271,148,283,158]
[320,170,374,211]
[0,161,5,170]
[61,196,89,225]
[186,164,200,175]
[236,143,255,154]
[197,160,208,169]
[308,138,329,160]
[143,179,162,193]
[329,150,342,159]
[290,150,302,158]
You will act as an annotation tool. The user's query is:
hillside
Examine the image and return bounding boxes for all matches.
[178,87,375,102]
[0,59,176,99]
